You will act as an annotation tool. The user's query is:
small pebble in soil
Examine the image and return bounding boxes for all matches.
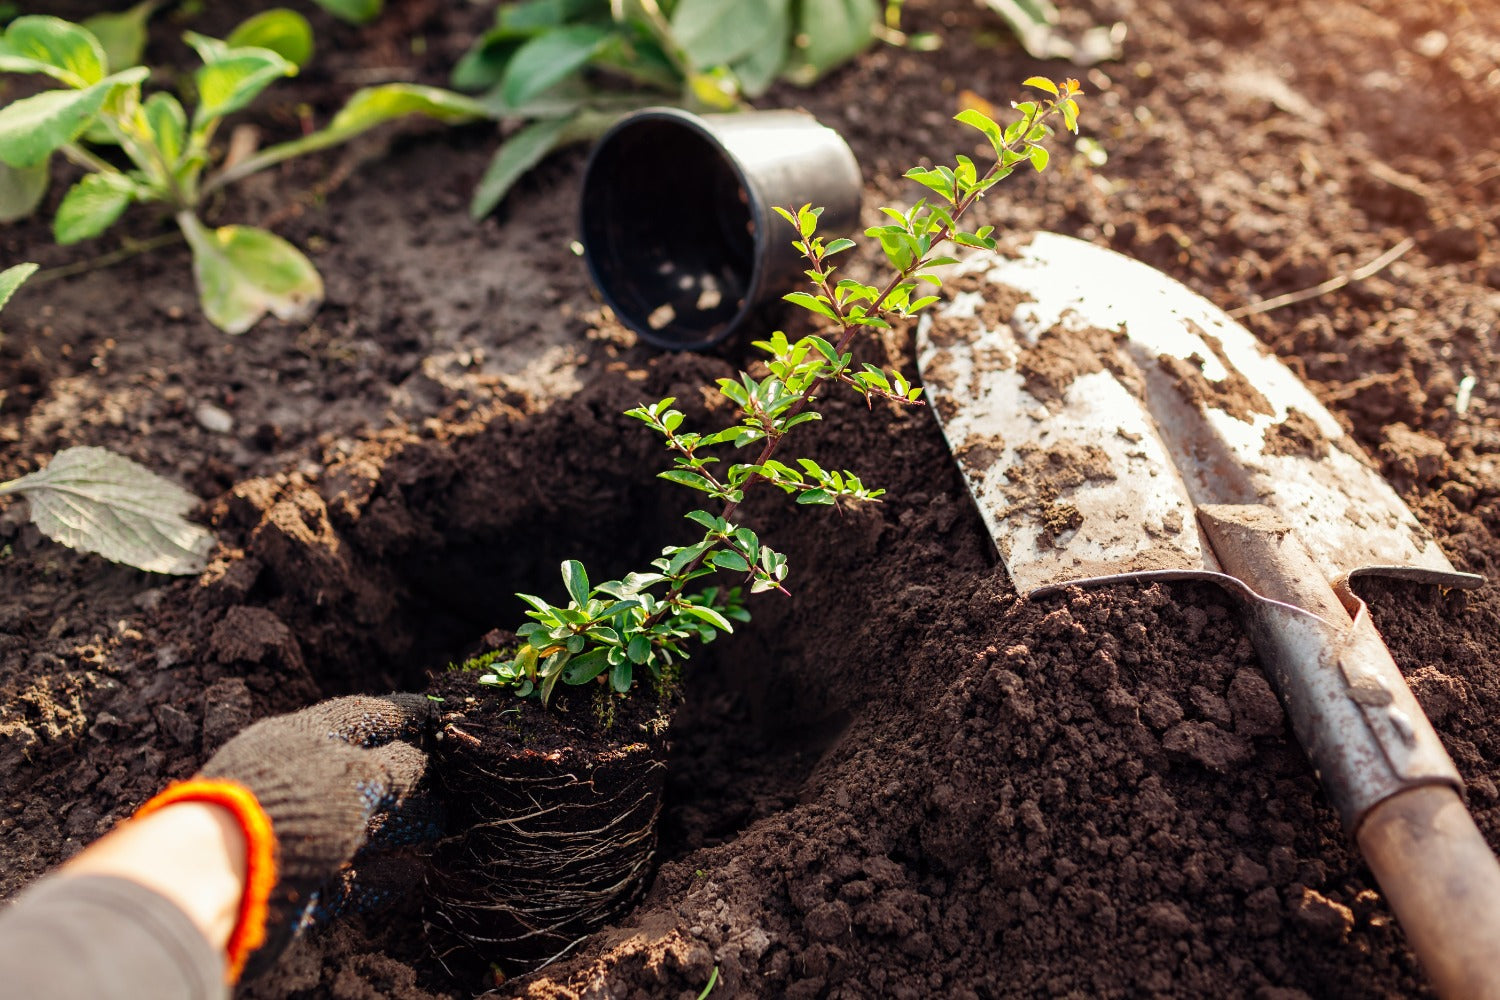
[194,403,234,434]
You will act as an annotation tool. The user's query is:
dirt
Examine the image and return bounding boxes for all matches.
[3,0,1500,998]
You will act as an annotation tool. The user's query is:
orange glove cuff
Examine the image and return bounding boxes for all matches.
[134,779,278,982]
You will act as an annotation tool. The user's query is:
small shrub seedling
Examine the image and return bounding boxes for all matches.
[0,12,486,332]
[468,76,1083,709]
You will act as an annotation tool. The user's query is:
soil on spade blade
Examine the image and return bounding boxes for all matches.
[3,0,1500,997]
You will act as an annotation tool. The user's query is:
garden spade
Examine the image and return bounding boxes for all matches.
[916,232,1500,1000]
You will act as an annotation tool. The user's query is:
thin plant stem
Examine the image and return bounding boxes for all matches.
[29,231,184,286]
[641,100,1063,625]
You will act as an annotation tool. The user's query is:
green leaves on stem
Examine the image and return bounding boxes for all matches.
[475,558,749,704]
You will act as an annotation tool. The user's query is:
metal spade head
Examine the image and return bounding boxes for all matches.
[915,232,1480,597]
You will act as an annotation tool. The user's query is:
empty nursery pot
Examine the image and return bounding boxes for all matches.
[424,671,671,982]
[580,107,862,350]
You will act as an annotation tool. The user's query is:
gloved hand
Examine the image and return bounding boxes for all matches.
[135,694,435,980]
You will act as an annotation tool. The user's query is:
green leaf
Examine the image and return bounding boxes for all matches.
[713,549,750,572]
[500,0,610,32]
[797,488,834,504]
[328,82,488,135]
[227,9,314,69]
[498,24,611,109]
[471,116,575,219]
[83,2,159,73]
[0,445,214,575]
[1023,75,1059,95]
[539,651,567,704]
[54,172,139,245]
[1028,144,1049,171]
[954,108,1002,149]
[728,27,788,98]
[783,291,837,320]
[311,0,382,24]
[452,27,527,91]
[562,558,590,607]
[784,0,876,83]
[659,469,718,494]
[563,647,610,684]
[0,68,147,169]
[0,15,108,87]
[627,633,651,664]
[178,215,323,334]
[0,262,37,312]
[0,161,49,222]
[610,660,633,693]
[141,91,187,167]
[682,603,733,632]
[671,0,788,69]
[190,42,296,126]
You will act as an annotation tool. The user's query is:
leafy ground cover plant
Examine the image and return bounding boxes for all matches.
[468,75,1084,709]
[0,11,486,332]
[456,0,889,217]
[0,264,213,574]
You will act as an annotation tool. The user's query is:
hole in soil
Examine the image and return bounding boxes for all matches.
[220,354,900,986]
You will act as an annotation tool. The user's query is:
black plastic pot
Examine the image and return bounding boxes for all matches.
[580,108,862,351]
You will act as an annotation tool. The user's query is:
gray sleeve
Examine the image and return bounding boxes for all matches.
[0,873,227,1000]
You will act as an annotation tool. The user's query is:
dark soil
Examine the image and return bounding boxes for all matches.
[4,0,1500,998]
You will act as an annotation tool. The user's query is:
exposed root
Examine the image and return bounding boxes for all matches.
[424,677,671,982]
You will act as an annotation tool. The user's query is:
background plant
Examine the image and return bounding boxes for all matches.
[0,11,486,332]
[456,0,894,218]
[467,76,1082,707]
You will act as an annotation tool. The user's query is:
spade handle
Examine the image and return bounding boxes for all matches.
[1199,504,1500,1000]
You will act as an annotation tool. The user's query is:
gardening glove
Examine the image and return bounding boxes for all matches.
[133,693,436,982]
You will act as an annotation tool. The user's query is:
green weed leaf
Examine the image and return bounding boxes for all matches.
[190,40,296,126]
[671,0,788,69]
[499,24,611,110]
[728,28,788,98]
[227,9,314,68]
[54,172,139,245]
[452,27,526,91]
[0,67,146,168]
[141,92,187,167]
[179,215,323,334]
[471,115,571,219]
[0,446,214,575]
[0,161,49,222]
[311,0,382,24]
[0,15,108,87]
[0,262,37,311]
[784,0,876,82]
[83,2,158,73]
